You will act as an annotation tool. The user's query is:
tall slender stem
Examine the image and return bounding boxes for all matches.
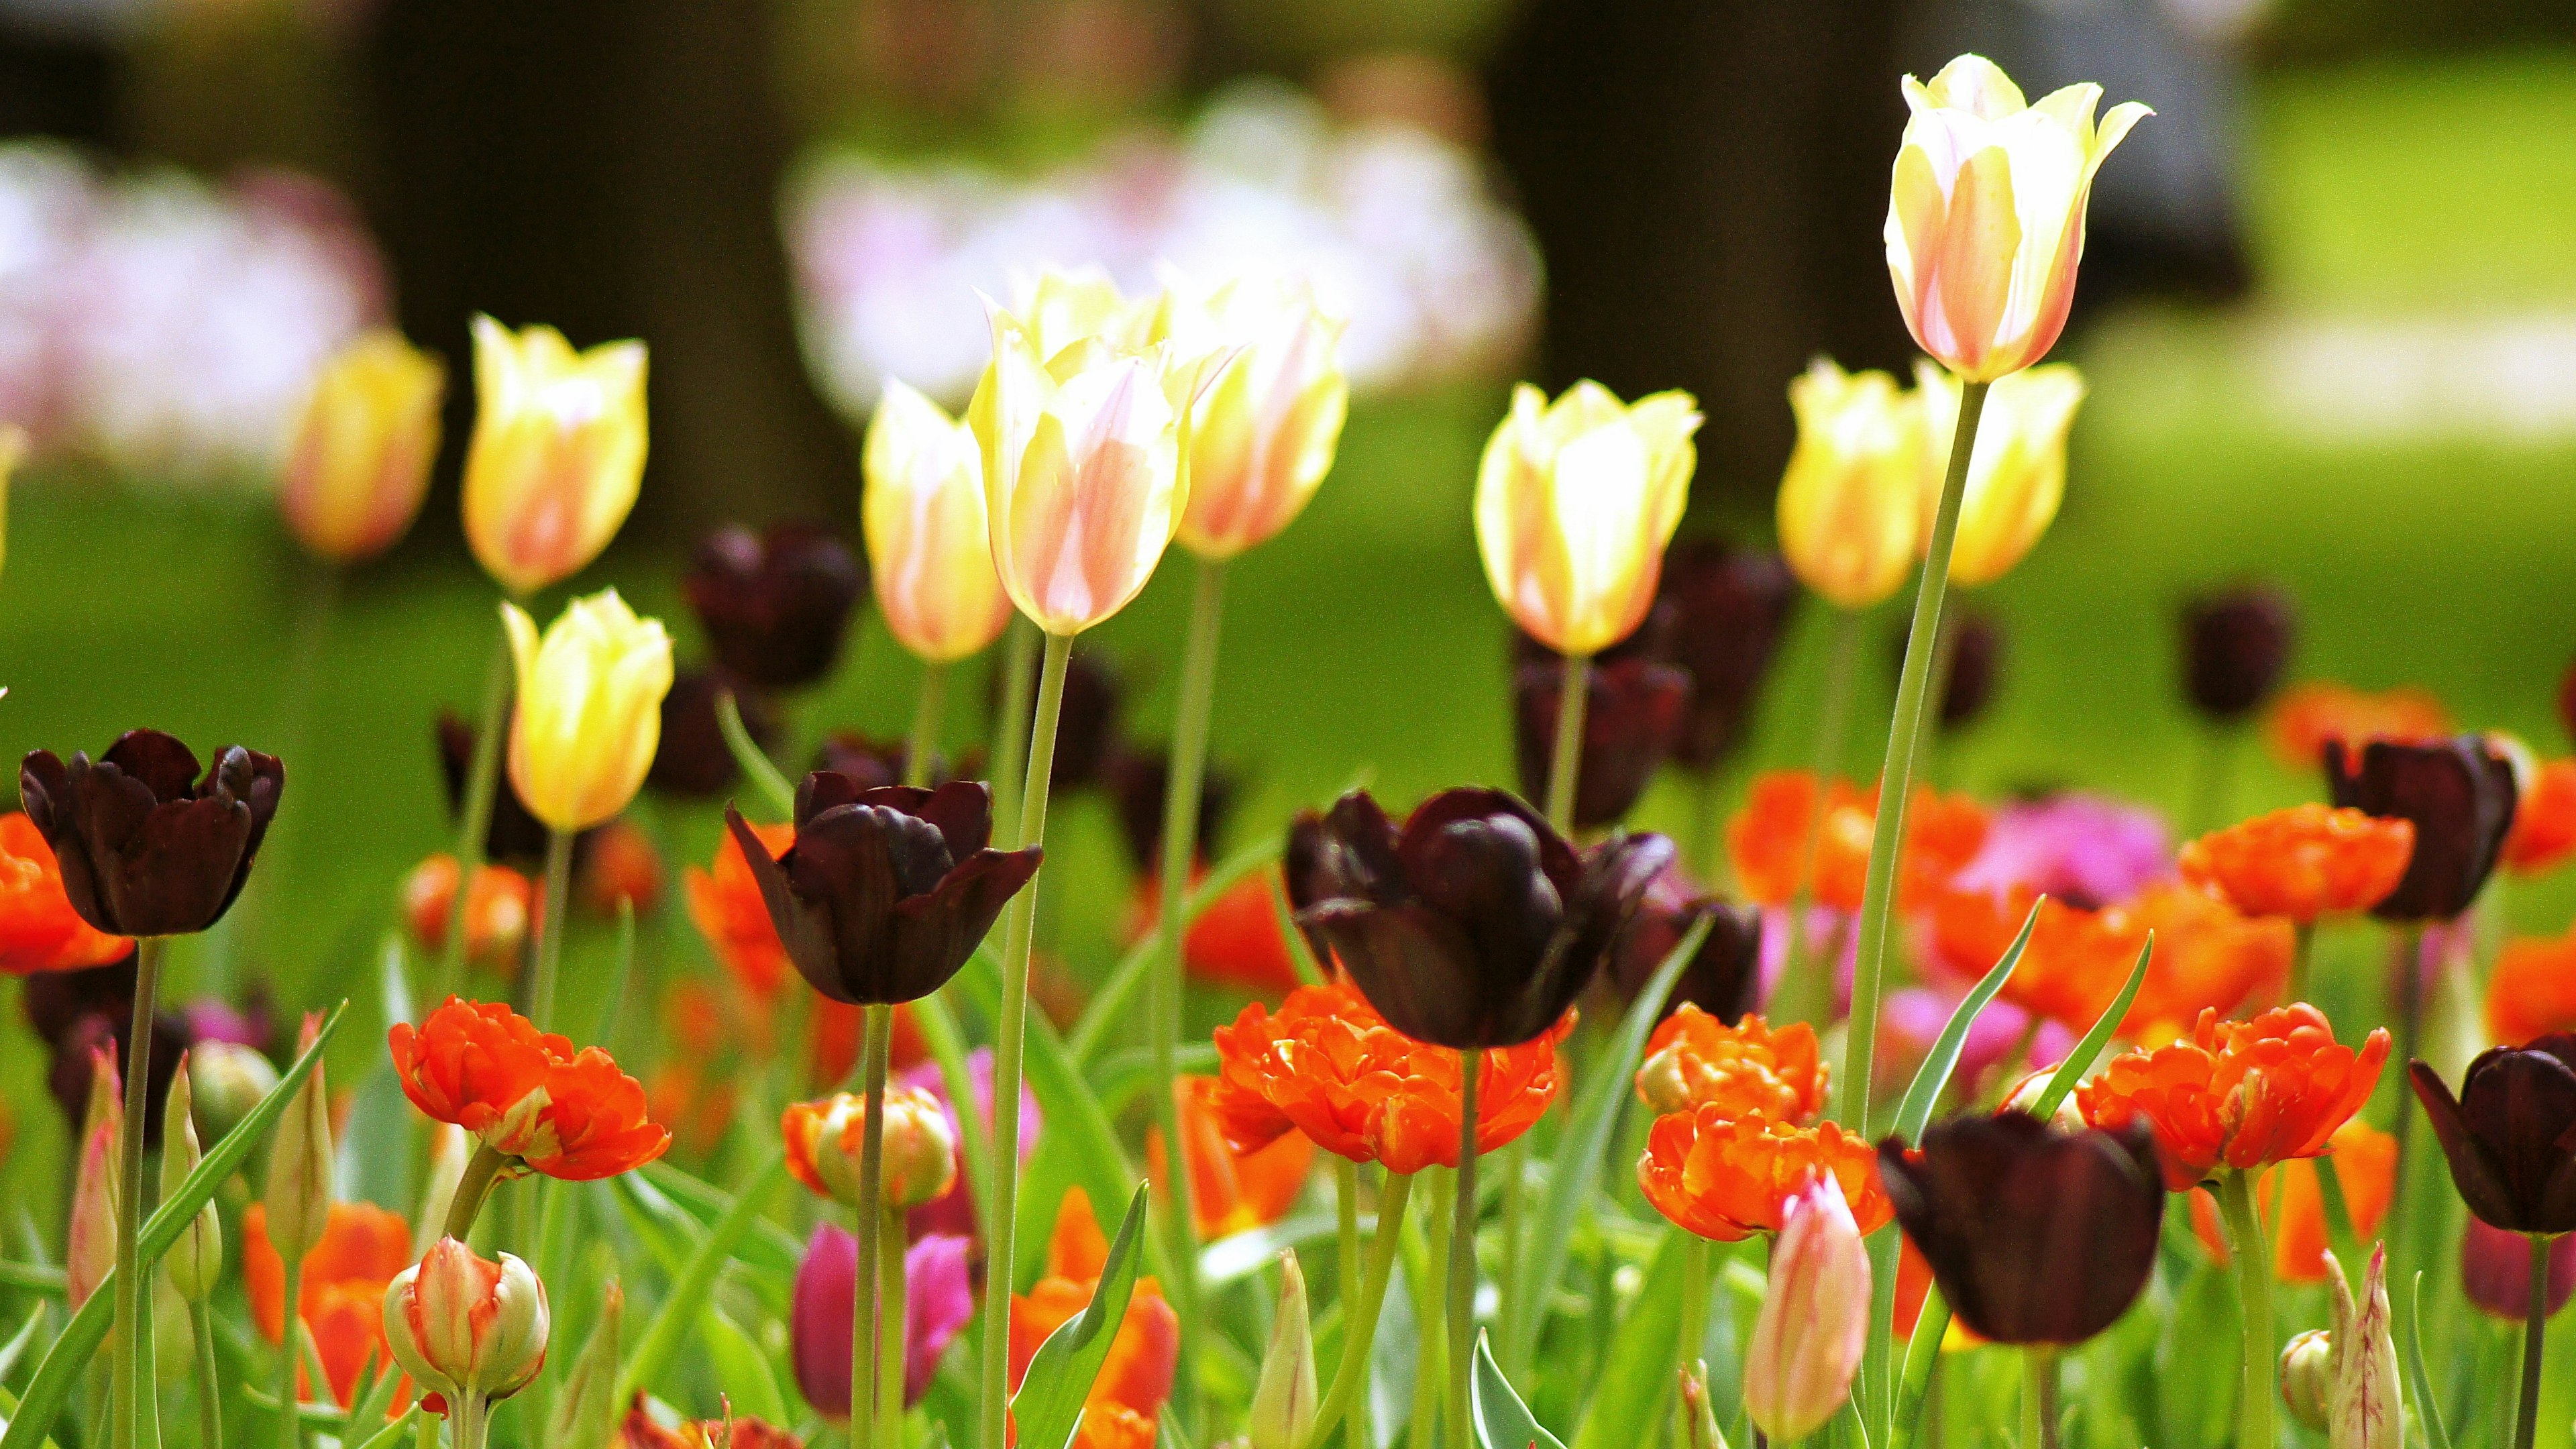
[1301,1172,1415,1449]
[1152,557,1227,1415]
[855,1004,892,1449]
[1774,609,1865,1025]
[880,1205,908,1449]
[276,1256,304,1449]
[904,664,948,790]
[112,935,166,1449]
[441,629,515,1002]
[2390,925,2426,1194]
[987,619,1040,835]
[191,1301,225,1449]
[1334,1160,1365,1449]
[1845,379,1984,1449]
[1447,1054,1481,1449]
[2021,1348,2057,1449]
[443,1144,509,1243]
[528,828,574,1031]
[979,630,1073,1449]
[1412,1174,1450,1449]
[1543,653,1590,835]
[2518,1234,2550,1449]
[1673,1236,1711,1448]
[2219,1169,2275,1449]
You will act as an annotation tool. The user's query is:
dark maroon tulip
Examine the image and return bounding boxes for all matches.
[437,712,553,865]
[2463,1216,2576,1320]
[2327,736,2516,921]
[2180,586,2296,722]
[1512,655,1690,830]
[987,649,1121,792]
[20,731,284,938]
[1938,612,2002,731]
[1295,787,1672,1049]
[1609,867,1762,1024]
[2559,653,2576,747]
[725,774,1041,1006]
[2410,1039,2576,1234]
[47,1008,189,1145]
[20,955,140,1044]
[1658,541,1796,769]
[649,668,779,797]
[1280,810,1336,969]
[683,522,865,692]
[1106,749,1236,875]
[1878,1111,2165,1346]
[810,733,977,792]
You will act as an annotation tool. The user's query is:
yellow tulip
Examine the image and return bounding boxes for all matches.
[967,295,1197,637]
[1885,55,2149,382]
[1473,380,1701,657]
[280,329,445,564]
[1155,270,1350,559]
[462,316,649,596]
[1011,265,1155,360]
[863,378,1013,663]
[501,588,673,833]
[1776,360,1927,610]
[1916,360,2087,586]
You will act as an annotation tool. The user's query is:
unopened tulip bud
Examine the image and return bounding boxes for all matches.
[1157,270,1350,560]
[2279,1329,2332,1432]
[2321,1246,2402,1449]
[1917,362,2086,588]
[384,1238,551,1408]
[547,1279,623,1449]
[189,1038,281,1148]
[863,380,1013,664]
[1678,1362,1731,1449]
[782,1087,957,1210]
[281,329,445,564]
[1776,359,1925,610]
[462,316,648,596]
[264,1012,334,1263]
[1744,1175,1870,1442]
[160,1055,223,1301]
[417,1122,474,1255]
[66,1044,120,1312]
[1248,1252,1316,1449]
[502,590,675,833]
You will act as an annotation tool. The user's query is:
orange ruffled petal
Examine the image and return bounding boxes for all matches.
[1635,1109,1891,1242]
[1635,1006,1828,1122]
[2178,804,2415,925]
[2077,1004,2388,1190]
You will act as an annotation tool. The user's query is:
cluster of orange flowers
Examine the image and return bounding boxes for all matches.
[2076,1005,2389,1190]
[389,997,670,1179]
[241,1201,416,1405]
[1728,771,1988,912]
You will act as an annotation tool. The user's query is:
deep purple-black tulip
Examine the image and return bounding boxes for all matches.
[648,668,777,797]
[1658,541,1796,769]
[2326,735,2516,921]
[21,730,283,938]
[1512,655,1689,830]
[1295,786,1671,1049]
[683,522,865,692]
[41,1002,187,1145]
[1878,1111,2165,1346]
[2180,586,2295,722]
[726,773,1040,1006]
[1609,868,1762,1025]
[989,647,1121,792]
[2410,1039,2576,1235]
[1106,749,1236,875]
[1937,612,2002,732]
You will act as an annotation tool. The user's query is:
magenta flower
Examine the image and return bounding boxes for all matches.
[896,1047,1040,1242]
[792,1224,977,1415]
[1950,792,2171,910]
[1879,987,2071,1087]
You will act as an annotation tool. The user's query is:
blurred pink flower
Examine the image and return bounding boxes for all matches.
[897,1047,1040,1242]
[792,1224,977,1415]
[1950,792,2171,910]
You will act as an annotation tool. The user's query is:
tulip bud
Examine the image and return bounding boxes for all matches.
[1248,1252,1316,1449]
[863,380,1014,665]
[1744,1175,1870,1442]
[281,328,446,564]
[782,1087,958,1210]
[384,1238,551,1408]
[461,316,649,597]
[264,1012,334,1263]
[1917,362,2086,588]
[2181,586,2296,723]
[2279,1329,2333,1432]
[160,1055,223,1301]
[66,1044,121,1312]
[190,1038,282,1148]
[1157,270,1350,561]
[1474,380,1702,657]
[502,589,676,833]
[1776,359,1925,610]
[1678,1361,1731,1449]
[2322,1245,2402,1449]
[1935,611,2004,731]
[417,1122,474,1256]
[547,1279,623,1449]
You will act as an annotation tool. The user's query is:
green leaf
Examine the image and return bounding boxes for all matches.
[616,1154,792,1403]
[1009,1185,1149,1449]
[2404,1271,2453,1449]
[0,1000,350,1449]
[700,1305,788,1427]
[1571,1227,1687,1449]
[1471,1332,1566,1449]
[1891,899,2043,1146]
[2027,933,2153,1120]
[1088,1044,1220,1119]
[639,1163,806,1284]
[610,1171,705,1283]
[345,1406,423,1449]
[1891,1289,1949,1449]
[718,690,798,818]
[1499,912,1711,1371]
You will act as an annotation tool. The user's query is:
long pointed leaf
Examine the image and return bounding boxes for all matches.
[615,1154,792,1402]
[2028,933,2153,1120]
[1470,1332,1566,1449]
[1010,1185,1149,1449]
[347,1407,423,1449]
[2404,1272,2452,1449]
[1890,900,2042,1146]
[1570,1227,1686,1449]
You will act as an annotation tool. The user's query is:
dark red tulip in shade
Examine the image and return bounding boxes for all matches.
[683,522,865,692]
[1656,540,1796,769]
[1293,787,1672,1050]
[2326,735,2517,921]
[2410,1037,2576,1235]
[2180,586,2296,722]
[810,732,978,793]
[1279,810,1336,970]
[1878,1111,2165,1346]
[36,994,186,1144]
[1609,867,1762,1025]
[990,648,1122,792]
[437,712,557,867]
[1107,750,1236,874]
[649,667,778,797]
[2463,1216,2576,1321]
[1937,612,2002,732]
[20,730,284,938]
[725,773,1041,1006]
[1511,655,1690,829]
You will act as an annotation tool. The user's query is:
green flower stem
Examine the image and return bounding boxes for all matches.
[449,1388,490,1449]
[2390,924,2427,1214]
[904,663,947,790]
[111,935,166,1449]
[1672,1236,1712,1447]
[2289,922,2316,1008]
[1845,378,1986,1442]
[1151,557,1228,1414]
[2518,1233,2549,1449]
[1301,1171,1415,1449]
[443,1144,511,1243]
[439,629,514,1002]
[1410,1173,1449,1449]
[1334,1159,1366,1449]
[2219,1169,2275,1449]
[276,1254,303,1449]
[979,629,1074,1449]
[190,1301,224,1449]
[1544,652,1591,835]
[2022,1348,2057,1449]
[1771,608,1864,1028]
[1447,1055,1481,1449]
[987,619,1041,837]
[2190,722,2242,835]
[855,1004,893,1449]
[529,828,575,1031]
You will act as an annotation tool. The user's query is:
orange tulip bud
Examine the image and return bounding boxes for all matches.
[384,1237,550,1409]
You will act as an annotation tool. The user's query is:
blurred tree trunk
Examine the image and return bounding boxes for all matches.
[362,0,858,549]
[1485,0,1913,527]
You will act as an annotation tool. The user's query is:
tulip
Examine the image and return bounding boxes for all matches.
[500,590,674,835]
[647,669,775,798]
[1607,871,1764,1026]
[547,1280,622,1449]
[266,1013,332,1445]
[66,1044,119,1313]
[2462,1217,2576,1321]
[1157,270,1350,560]
[682,523,864,692]
[389,998,670,1191]
[1105,749,1236,876]
[1009,265,1154,360]
[189,1037,279,1148]
[1884,55,2150,382]
[1511,651,1687,830]
[400,853,533,968]
[460,316,648,597]
[2410,1037,2576,1236]
[2280,1329,2334,1432]
[280,328,445,564]
[383,1238,550,1448]
[0,811,131,977]
[1634,1006,1826,1122]
[1295,787,1674,1051]
[724,776,1040,1006]
[1776,360,1925,610]
[2079,1005,2388,1191]
[1474,380,1702,658]
[783,1087,958,1210]
[1658,540,1797,769]
[2182,586,2296,723]
[159,1057,221,1301]
[2326,736,2518,922]
[2318,1246,2402,1449]
[1640,1112,1892,1242]
[791,1225,976,1415]
[1916,362,2085,587]
[1246,1251,1316,1449]
[863,380,1014,664]
[1744,1176,1870,1442]
[19,731,285,938]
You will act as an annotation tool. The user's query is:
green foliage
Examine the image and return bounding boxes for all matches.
[1009,1185,1149,1449]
